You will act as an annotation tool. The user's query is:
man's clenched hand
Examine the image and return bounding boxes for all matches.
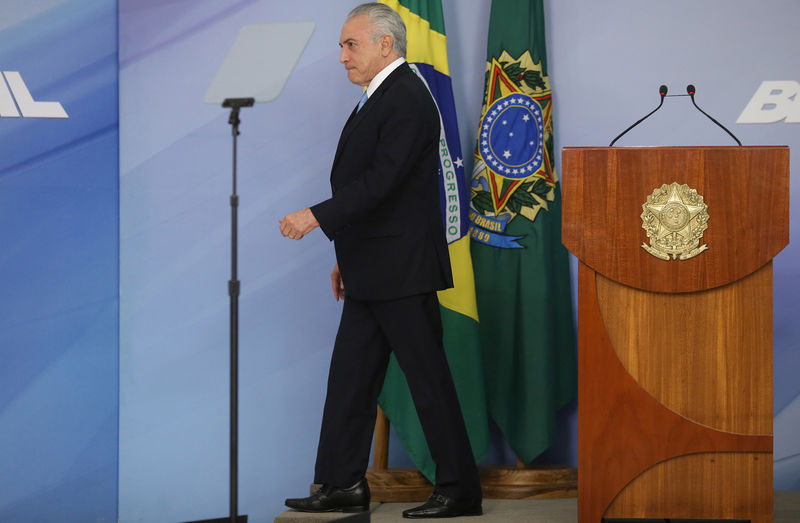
[279,208,319,240]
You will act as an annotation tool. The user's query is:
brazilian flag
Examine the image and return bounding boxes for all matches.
[468,0,577,463]
[377,0,489,483]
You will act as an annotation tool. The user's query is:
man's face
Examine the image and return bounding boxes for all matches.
[339,14,388,86]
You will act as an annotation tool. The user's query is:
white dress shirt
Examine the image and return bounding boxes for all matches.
[364,57,406,100]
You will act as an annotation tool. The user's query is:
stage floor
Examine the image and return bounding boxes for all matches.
[275,491,800,522]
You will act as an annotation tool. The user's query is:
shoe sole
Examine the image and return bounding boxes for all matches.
[403,508,483,518]
[288,506,369,513]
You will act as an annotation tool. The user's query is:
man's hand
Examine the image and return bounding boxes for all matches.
[331,263,345,301]
[279,208,319,240]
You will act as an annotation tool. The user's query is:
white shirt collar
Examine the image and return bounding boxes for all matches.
[365,57,405,98]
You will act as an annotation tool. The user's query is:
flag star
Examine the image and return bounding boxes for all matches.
[502,120,507,125]
[483,124,489,130]
[503,150,512,159]
[503,101,509,106]
[522,114,530,122]
[482,132,488,138]
[492,160,499,166]
[486,154,493,160]
[487,117,493,122]
[509,132,514,137]
[482,140,488,146]
[529,141,534,146]
[527,165,534,171]
[491,110,498,116]
[512,169,519,174]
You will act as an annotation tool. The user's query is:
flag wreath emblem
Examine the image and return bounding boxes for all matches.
[470,53,557,249]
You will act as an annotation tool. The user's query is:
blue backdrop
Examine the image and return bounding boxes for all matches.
[0,1,797,522]
[0,1,119,522]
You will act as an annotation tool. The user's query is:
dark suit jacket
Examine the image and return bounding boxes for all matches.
[311,62,453,301]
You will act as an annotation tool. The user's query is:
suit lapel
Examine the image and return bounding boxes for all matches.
[331,63,410,170]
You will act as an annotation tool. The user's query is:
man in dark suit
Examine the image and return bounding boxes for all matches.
[279,2,481,519]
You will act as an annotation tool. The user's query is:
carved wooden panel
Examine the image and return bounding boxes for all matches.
[576,262,772,523]
[605,453,772,522]
[596,264,773,435]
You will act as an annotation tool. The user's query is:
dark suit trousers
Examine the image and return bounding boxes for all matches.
[313,292,481,499]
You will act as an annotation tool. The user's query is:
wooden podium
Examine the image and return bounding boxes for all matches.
[561,146,789,522]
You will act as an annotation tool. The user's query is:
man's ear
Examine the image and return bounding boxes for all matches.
[380,34,393,57]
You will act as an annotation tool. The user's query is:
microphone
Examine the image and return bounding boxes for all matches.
[609,85,669,146]
[686,84,742,146]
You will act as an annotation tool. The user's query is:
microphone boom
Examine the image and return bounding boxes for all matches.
[609,85,668,146]
[686,84,742,146]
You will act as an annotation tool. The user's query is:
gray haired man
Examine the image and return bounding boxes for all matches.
[281,2,482,519]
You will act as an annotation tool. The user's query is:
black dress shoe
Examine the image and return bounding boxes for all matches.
[285,477,370,513]
[402,492,482,518]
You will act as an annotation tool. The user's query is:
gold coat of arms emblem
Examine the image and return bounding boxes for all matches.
[641,182,709,260]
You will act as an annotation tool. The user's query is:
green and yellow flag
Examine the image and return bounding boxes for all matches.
[377,0,489,482]
[468,0,577,463]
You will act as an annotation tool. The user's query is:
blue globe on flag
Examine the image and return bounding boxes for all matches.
[478,94,545,180]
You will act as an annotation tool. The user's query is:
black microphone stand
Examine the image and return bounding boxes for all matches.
[223,97,253,523]
[186,97,253,523]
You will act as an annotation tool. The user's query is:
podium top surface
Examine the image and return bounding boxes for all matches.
[563,145,789,150]
[561,146,789,293]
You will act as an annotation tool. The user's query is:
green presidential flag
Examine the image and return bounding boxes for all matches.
[377,0,489,483]
[468,0,577,464]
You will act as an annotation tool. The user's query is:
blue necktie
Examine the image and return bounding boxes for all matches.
[357,90,368,112]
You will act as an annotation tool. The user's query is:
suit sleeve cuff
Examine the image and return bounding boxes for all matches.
[310,199,341,241]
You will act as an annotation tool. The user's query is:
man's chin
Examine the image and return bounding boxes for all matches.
[346,71,369,86]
